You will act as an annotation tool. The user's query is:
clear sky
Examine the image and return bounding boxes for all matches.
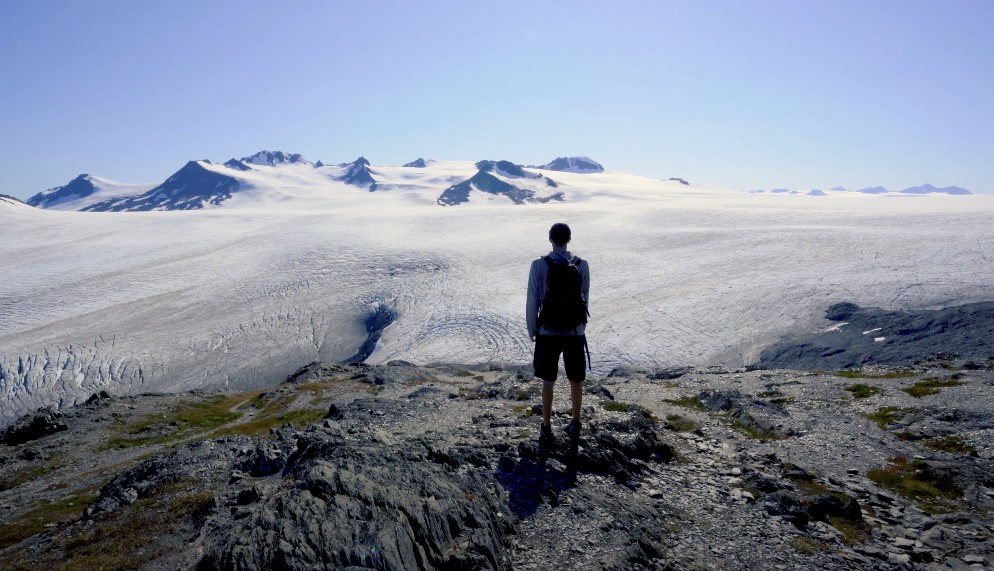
[1,0,992,199]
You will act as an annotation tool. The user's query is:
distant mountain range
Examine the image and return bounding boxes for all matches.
[20,151,977,212]
[24,152,608,212]
[749,184,972,196]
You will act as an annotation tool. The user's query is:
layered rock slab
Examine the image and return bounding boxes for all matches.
[197,417,513,570]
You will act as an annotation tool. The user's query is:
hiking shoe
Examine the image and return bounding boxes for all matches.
[539,423,555,447]
[564,420,582,439]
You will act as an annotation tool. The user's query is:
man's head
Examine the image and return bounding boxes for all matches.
[549,222,571,246]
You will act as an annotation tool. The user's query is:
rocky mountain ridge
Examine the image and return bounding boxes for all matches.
[2,355,992,570]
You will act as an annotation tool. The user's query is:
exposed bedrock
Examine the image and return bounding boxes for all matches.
[198,423,513,570]
[74,382,675,571]
[758,301,994,370]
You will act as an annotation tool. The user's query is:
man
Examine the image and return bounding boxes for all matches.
[526,222,590,445]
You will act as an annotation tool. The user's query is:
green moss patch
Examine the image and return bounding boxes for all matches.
[787,473,839,501]
[892,431,924,442]
[757,390,793,406]
[0,464,53,493]
[828,516,873,544]
[49,484,213,571]
[863,406,911,430]
[218,407,326,437]
[100,395,245,450]
[791,537,829,554]
[729,419,784,440]
[902,378,964,398]
[0,493,96,550]
[601,401,631,412]
[664,414,696,432]
[831,369,916,379]
[867,457,963,511]
[511,404,536,417]
[924,435,976,454]
[845,384,882,399]
[662,396,706,411]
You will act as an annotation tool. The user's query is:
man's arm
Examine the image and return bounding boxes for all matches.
[526,260,542,341]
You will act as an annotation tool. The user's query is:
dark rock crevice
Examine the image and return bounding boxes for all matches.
[341,300,399,365]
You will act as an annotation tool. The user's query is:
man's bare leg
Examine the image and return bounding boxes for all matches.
[542,380,555,427]
[569,379,582,422]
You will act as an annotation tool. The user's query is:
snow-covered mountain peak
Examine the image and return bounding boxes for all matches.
[83,160,242,212]
[403,158,429,168]
[240,150,310,167]
[224,158,252,171]
[340,157,377,190]
[475,160,527,177]
[0,193,29,208]
[530,156,604,173]
[28,174,95,205]
[26,174,157,211]
[437,160,563,206]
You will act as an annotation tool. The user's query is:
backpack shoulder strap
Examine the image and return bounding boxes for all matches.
[543,256,553,267]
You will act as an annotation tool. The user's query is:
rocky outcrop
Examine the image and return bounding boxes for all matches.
[199,417,514,570]
[0,408,67,445]
[240,150,309,166]
[341,156,378,190]
[695,389,792,438]
[223,158,252,171]
[759,301,994,369]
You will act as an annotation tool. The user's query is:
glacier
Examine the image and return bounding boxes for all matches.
[2,158,993,425]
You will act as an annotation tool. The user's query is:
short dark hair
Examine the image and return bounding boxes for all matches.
[549,222,571,245]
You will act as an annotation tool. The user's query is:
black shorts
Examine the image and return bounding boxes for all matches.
[533,334,586,383]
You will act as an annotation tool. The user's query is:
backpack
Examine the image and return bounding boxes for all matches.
[538,256,588,331]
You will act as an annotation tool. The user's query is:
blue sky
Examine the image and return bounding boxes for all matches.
[1,0,992,199]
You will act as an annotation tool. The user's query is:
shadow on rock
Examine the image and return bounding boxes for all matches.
[496,407,674,518]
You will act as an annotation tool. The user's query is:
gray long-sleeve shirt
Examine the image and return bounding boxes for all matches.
[526,250,590,338]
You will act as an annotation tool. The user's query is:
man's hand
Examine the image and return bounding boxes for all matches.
[531,335,536,343]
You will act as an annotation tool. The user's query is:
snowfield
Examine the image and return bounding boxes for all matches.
[2,160,993,424]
